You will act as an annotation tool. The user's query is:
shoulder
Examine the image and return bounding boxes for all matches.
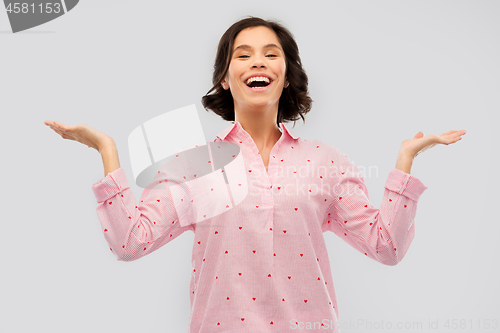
[293,138,347,166]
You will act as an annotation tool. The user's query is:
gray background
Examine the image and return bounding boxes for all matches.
[1,1,498,332]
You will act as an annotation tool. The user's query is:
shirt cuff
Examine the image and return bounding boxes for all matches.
[384,168,428,202]
[91,167,131,203]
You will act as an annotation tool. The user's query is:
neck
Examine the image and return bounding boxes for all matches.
[234,103,282,152]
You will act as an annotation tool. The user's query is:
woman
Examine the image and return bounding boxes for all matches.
[44,16,465,333]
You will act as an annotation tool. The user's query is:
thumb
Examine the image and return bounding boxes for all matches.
[414,131,424,139]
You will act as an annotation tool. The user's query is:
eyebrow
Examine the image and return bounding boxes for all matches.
[233,43,282,52]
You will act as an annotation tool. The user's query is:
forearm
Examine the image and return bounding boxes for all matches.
[395,148,414,174]
[99,139,121,177]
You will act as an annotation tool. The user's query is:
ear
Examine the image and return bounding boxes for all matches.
[284,77,289,88]
[221,79,229,90]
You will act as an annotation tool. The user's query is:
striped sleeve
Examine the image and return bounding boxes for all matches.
[91,167,194,262]
[322,147,428,265]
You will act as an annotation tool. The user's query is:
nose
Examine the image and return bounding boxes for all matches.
[251,54,267,68]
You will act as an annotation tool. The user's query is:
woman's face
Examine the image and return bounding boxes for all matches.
[222,26,288,112]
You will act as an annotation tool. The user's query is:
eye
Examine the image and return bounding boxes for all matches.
[238,55,249,58]
[266,54,277,57]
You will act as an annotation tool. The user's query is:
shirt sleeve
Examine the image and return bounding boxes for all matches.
[321,147,428,266]
[91,166,194,262]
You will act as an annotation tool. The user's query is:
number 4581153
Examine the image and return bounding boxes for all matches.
[6,3,61,14]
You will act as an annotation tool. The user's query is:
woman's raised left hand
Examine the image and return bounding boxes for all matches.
[400,130,466,158]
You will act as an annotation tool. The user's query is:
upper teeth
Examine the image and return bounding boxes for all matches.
[246,76,270,85]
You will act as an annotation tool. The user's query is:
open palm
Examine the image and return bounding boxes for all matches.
[401,130,466,158]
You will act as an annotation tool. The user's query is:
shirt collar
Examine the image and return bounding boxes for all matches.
[216,121,300,141]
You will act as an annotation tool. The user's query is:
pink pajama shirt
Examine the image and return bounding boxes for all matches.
[92,121,428,332]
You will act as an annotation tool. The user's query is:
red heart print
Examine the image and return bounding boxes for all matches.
[339,197,342,200]
[226,205,229,208]
[364,205,368,207]
[211,188,213,191]
[404,205,407,208]
[281,159,283,162]
[157,199,160,202]
[256,206,259,208]
[215,231,218,234]
[270,321,273,324]
[232,155,235,157]
[282,298,285,301]
[389,199,392,202]
[104,229,108,232]
[268,274,271,277]
[238,273,242,276]
[203,258,205,261]
[225,250,228,254]
[300,254,303,257]
[203,215,206,218]
[365,253,367,256]
[278,187,281,190]
[248,170,252,172]
[252,250,256,253]
[295,208,298,211]
[394,248,397,251]
[304,300,308,303]
[198,241,201,244]
[241,318,244,321]
[344,233,347,236]
[288,276,291,279]
[344,221,347,224]
[216,276,218,279]
[121,194,123,197]
[283,230,286,233]
[109,202,112,205]
[318,277,320,280]
[239,227,242,230]
[122,245,125,248]
[369,223,373,226]
[252,298,256,301]
[217,322,220,325]
[270,228,273,231]
[317,145,319,148]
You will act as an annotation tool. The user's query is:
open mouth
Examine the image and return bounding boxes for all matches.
[245,76,272,88]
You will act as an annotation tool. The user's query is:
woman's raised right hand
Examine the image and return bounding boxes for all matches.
[44,120,114,152]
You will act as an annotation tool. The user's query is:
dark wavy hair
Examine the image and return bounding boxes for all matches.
[201,16,313,127]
